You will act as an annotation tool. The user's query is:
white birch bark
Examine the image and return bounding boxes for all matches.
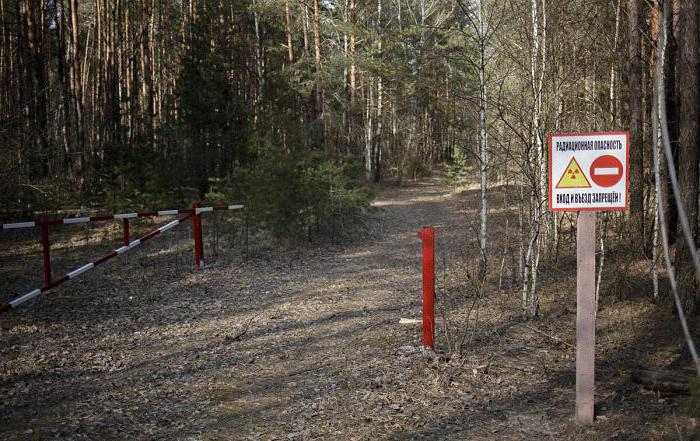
[518,172,525,285]
[365,78,374,178]
[477,0,488,266]
[522,0,546,316]
[653,0,700,375]
[374,0,383,182]
[652,106,660,301]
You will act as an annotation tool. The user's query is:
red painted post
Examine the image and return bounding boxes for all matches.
[197,207,204,268]
[417,226,435,350]
[193,203,204,270]
[40,224,52,287]
[123,219,130,246]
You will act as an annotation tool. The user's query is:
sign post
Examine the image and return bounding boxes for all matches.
[576,211,596,423]
[548,132,629,424]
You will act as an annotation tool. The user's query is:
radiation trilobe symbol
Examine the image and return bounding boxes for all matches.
[556,157,591,189]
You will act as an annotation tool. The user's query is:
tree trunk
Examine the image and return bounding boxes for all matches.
[663,10,680,245]
[252,0,264,132]
[311,0,324,148]
[653,0,700,376]
[20,0,48,175]
[349,0,356,103]
[675,0,699,312]
[284,0,294,64]
[627,0,645,244]
[55,0,72,171]
[478,0,488,268]
[372,0,383,183]
[69,0,84,171]
[365,77,374,179]
[312,0,322,113]
[610,0,621,127]
[347,0,357,154]
[302,0,309,57]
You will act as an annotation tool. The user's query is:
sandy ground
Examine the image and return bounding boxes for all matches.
[1,176,698,440]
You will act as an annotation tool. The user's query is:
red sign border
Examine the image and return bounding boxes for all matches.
[548,131,630,212]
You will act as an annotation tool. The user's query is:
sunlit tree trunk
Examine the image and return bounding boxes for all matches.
[477,0,488,269]
[522,0,547,317]
[373,0,383,183]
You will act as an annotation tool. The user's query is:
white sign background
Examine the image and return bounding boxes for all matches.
[548,132,629,212]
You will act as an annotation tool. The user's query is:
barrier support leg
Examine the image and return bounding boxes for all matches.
[123,219,130,246]
[417,226,435,350]
[41,224,52,287]
[193,203,204,270]
[197,209,204,268]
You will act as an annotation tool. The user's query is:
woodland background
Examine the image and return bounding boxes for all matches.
[1,0,699,318]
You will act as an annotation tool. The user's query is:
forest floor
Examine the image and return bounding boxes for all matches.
[1,174,699,440]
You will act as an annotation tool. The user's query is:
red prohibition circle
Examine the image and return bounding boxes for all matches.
[589,155,624,187]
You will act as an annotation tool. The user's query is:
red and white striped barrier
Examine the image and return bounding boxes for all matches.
[1,204,244,230]
[0,213,193,314]
[1,203,244,314]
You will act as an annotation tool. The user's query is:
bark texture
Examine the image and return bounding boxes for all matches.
[675,0,699,312]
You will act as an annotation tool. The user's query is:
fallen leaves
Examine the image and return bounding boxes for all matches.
[0,178,694,440]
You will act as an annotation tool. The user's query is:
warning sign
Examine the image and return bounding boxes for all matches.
[589,155,624,187]
[556,157,591,189]
[549,132,629,211]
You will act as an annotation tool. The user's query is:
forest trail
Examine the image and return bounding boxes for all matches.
[0,176,467,440]
[207,176,465,439]
[0,175,686,440]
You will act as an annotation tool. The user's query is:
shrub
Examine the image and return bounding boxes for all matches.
[215,150,374,242]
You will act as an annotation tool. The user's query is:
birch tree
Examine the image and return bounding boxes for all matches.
[521,0,547,317]
[455,0,492,271]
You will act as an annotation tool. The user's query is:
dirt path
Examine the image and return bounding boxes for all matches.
[206,178,464,440]
[1,176,694,440]
[0,176,460,440]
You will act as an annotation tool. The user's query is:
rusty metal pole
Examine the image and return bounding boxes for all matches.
[417,227,435,350]
[123,219,130,246]
[576,211,596,424]
[40,224,52,287]
[193,203,203,270]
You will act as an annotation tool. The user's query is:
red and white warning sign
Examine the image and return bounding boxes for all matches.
[549,132,629,211]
